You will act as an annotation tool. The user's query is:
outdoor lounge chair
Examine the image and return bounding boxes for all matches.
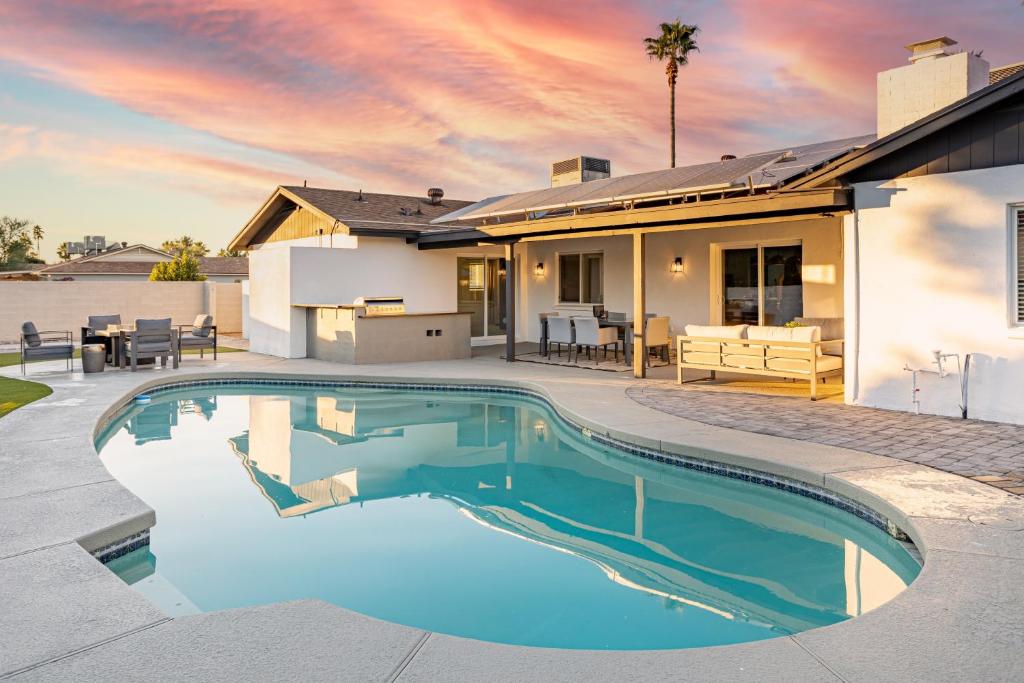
[81,314,121,364]
[177,314,217,361]
[121,318,178,371]
[20,321,73,374]
[547,316,575,360]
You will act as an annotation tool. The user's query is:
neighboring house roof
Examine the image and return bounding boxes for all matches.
[66,244,172,264]
[788,66,1024,189]
[434,135,875,225]
[991,61,1024,84]
[40,256,248,276]
[229,185,476,249]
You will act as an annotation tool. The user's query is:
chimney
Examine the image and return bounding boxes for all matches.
[877,36,989,137]
[550,156,611,187]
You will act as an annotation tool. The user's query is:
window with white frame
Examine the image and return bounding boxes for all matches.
[558,252,603,304]
[1016,206,1024,324]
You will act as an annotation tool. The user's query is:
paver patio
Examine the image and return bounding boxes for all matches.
[628,380,1024,493]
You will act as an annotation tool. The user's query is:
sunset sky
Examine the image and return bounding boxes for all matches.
[1,1,1022,260]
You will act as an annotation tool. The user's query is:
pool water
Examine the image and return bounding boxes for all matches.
[96,384,920,650]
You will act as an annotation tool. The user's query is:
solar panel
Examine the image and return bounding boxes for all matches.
[432,135,875,224]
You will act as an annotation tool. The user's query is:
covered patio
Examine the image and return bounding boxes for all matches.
[419,142,857,395]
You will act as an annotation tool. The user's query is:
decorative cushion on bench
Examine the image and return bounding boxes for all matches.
[766,354,842,374]
[683,324,747,353]
[794,317,843,356]
[748,324,822,355]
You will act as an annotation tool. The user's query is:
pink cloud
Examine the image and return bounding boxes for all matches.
[1,0,1021,204]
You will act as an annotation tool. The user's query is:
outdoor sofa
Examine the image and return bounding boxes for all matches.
[676,318,844,400]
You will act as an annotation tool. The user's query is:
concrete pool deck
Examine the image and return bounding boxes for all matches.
[2,351,1024,681]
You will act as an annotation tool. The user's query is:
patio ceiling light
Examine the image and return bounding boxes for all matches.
[671,257,684,273]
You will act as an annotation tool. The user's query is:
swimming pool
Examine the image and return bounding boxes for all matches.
[96,381,920,650]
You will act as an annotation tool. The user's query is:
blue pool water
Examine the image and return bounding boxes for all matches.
[96,383,920,650]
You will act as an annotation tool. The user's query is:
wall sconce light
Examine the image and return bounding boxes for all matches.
[534,262,545,277]
[671,256,684,273]
[498,257,507,277]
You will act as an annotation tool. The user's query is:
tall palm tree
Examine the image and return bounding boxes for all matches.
[644,21,700,168]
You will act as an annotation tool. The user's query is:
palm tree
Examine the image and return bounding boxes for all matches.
[644,21,700,168]
[31,224,43,255]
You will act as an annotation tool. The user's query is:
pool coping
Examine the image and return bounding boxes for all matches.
[3,356,1024,681]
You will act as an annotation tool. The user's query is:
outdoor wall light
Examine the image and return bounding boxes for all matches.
[671,256,684,273]
[534,262,545,277]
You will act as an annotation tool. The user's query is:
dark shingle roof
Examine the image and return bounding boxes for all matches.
[991,62,1024,84]
[282,186,475,233]
[41,256,248,276]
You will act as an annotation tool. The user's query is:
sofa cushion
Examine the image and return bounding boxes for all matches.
[192,314,213,338]
[766,355,842,374]
[21,321,41,347]
[684,324,748,339]
[747,325,820,343]
[794,317,843,355]
[87,314,121,332]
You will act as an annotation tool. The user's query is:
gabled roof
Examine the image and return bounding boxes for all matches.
[61,244,171,265]
[433,135,874,225]
[789,67,1024,189]
[228,185,476,250]
[40,256,248,276]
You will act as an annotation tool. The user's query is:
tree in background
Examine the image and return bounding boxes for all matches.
[150,252,207,281]
[644,21,700,168]
[217,247,246,257]
[56,242,71,262]
[0,216,45,268]
[161,235,209,259]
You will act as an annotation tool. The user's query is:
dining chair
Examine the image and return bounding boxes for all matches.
[547,316,574,360]
[573,316,620,364]
[644,316,672,364]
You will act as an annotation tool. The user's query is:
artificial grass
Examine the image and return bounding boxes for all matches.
[0,376,53,418]
[0,346,243,368]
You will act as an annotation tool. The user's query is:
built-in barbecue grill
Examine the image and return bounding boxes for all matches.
[353,296,406,317]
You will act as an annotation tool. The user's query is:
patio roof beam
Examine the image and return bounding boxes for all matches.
[414,189,849,249]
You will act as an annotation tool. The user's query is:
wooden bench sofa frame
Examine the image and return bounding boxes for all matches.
[675,335,844,400]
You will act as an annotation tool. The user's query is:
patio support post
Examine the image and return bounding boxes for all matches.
[632,232,646,378]
[505,242,516,362]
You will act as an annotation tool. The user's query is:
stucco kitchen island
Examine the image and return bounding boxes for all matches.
[300,304,472,364]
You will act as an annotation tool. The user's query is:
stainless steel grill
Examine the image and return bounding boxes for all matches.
[353,296,406,317]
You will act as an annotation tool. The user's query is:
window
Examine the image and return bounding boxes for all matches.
[558,252,603,304]
[721,242,803,325]
[1016,206,1024,324]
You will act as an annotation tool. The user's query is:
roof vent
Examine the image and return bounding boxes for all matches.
[427,188,444,205]
[355,189,365,202]
[720,154,737,161]
[551,156,611,187]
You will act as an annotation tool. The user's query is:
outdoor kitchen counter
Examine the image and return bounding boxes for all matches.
[298,305,472,364]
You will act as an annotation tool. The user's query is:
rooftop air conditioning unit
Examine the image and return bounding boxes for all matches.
[550,156,611,187]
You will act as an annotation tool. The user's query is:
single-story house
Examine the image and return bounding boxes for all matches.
[230,37,1024,425]
[39,244,248,283]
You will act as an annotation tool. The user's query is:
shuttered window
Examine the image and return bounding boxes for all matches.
[1018,207,1024,324]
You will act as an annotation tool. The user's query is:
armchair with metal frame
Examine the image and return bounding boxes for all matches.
[20,322,74,374]
[176,314,217,362]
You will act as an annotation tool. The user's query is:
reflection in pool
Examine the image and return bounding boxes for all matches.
[97,384,920,650]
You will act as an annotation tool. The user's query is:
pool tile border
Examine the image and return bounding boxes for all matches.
[98,377,912,545]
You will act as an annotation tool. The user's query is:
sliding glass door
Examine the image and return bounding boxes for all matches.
[721,243,802,326]
[457,257,507,339]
